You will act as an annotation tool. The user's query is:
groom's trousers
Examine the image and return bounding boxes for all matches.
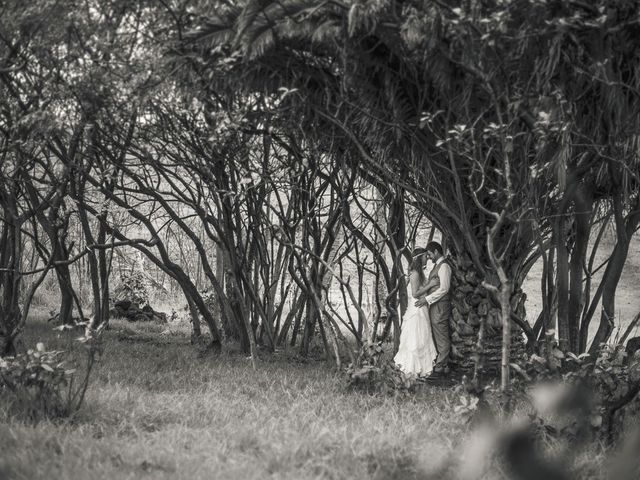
[429,299,452,372]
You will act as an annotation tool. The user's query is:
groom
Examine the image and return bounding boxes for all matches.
[416,241,452,377]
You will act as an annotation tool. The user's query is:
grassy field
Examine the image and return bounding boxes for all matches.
[0,315,480,480]
[1,312,624,480]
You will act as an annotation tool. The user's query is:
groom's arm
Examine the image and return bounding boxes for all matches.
[415,295,429,307]
[414,277,439,297]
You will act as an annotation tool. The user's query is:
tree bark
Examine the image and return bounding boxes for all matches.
[555,213,570,351]
[568,186,593,353]
[589,195,640,353]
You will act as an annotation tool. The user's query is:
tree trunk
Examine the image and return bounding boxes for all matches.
[449,255,526,376]
[589,196,640,353]
[0,215,23,356]
[56,267,75,324]
[555,214,570,352]
[568,186,593,353]
[500,281,512,391]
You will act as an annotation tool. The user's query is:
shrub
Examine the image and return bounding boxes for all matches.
[112,271,150,308]
[0,343,73,420]
[518,342,640,442]
[0,327,103,422]
[455,335,640,443]
[345,342,417,395]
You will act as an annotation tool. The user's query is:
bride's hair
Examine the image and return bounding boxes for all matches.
[409,248,427,278]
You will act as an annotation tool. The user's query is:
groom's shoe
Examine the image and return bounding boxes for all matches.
[426,366,452,385]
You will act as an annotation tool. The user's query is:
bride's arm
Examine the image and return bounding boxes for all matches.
[409,271,425,299]
[413,277,438,298]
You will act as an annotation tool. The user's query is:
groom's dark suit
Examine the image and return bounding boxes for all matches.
[425,258,452,372]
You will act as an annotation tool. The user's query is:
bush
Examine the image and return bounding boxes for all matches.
[512,342,640,442]
[0,343,73,420]
[112,271,150,308]
[442,341,640,480]
[455,336,640,443]
[0,329,103,422]
[345,342,417,395]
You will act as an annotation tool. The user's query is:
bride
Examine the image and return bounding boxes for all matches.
[394,249,437,376]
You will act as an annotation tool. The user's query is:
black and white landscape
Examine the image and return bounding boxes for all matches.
[1,1,639,479]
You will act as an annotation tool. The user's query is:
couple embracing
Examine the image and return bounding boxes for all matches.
[394,241,452,380]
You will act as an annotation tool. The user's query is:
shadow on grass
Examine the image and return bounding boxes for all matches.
[364,450,424,480]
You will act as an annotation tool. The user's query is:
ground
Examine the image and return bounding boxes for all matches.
[1,315,473,480]
[1,312,619,480]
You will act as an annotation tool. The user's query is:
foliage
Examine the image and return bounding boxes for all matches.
[2,0,640,397]
[112,271,151,308]
[0,328,103,422]
[345,341,417,395]
[514,342,640,441]
[0,343,73,420]
[200,289,220,323]
[180,0,640,361]
[452,336,640,443]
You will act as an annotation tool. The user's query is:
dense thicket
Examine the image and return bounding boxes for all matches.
[179,0,640,363]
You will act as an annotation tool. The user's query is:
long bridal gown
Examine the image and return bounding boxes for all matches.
[393,271,437,376]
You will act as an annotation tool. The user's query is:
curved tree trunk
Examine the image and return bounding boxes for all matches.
[589,195,640,354]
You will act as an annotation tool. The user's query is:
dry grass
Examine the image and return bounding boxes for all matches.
[0,316,476,480]
[6,307,636,480]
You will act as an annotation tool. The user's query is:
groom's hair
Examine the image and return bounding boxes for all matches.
[425,241,443,256]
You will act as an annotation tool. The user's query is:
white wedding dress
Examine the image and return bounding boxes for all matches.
[394,272,437,376]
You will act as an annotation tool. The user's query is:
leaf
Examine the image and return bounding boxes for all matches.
[36,342,45,352]
[531,354,546,364]
[41,364,54,372]
[53,324,74,331]
[590,415,602,428]
[510,363,531,380]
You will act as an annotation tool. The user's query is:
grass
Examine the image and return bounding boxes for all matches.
[6,312,638,479]
[6,275,640,479]
[0,316,475,480]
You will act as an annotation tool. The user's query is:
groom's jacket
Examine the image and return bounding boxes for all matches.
[425,259,452,306]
